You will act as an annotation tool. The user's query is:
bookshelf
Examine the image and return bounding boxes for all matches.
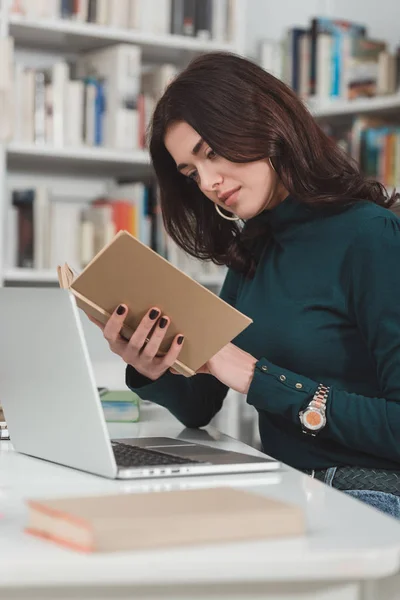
[9,15,237,61]
[4,268,59,283]
[0,0,247,288]
[3,267,226,287]
[310,93,400,120]
[7,142,151,176]
[4,5,400,288]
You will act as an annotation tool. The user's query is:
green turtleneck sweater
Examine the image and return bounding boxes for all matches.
[126,196,400,471]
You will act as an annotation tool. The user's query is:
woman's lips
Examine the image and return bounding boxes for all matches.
[224,187,241,207]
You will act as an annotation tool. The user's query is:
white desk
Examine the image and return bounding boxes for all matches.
[1,403,400,600]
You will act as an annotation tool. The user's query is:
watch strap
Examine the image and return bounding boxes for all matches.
[300,383,330,435]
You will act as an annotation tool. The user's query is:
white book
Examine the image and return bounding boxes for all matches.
[86,204,115,254]
[259,39,282,80]
[212,0,228,42]
[65,80,84,146]
[0,37,14,142]
[51,61,69,147]
[49,201,82,271]
[12,63,24,142]
[44,82,53,144]
[96,0,109,25]
[127,0,141,29]
[166,236,203,278]
[84,80,96,146]
[148,0,170,35]
[111,107,138,151]
[34,71,46,144]
[108,0,130,28]
[76,44,141,149]
[79,210,95,267]
[21,68,35,143]
[225,0,236,43]
[22,0,52,18]
[298,34,311,99]
[141,93,155,147]
[377,52,397,95]
[139,0,155,32]
[142,63,178,101]
[316,33,332,99]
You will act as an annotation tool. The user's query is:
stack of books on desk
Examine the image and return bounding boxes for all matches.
[0,405,9,440]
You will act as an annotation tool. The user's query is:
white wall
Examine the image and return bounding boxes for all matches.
[245,0,399,58]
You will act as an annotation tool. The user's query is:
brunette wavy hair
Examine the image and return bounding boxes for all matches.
[149,52,397,277]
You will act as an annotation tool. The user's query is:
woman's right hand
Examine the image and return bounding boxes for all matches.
[87,304,184,381]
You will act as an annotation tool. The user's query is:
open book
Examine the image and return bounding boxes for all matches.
[57,230,252,377]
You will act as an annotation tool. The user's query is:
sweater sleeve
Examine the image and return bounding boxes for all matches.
[246,214,400,463]
[126,268,242,428]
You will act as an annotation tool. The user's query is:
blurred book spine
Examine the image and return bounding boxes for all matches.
[7,182,226,284]
[259,16,400,101]
[100,390,140,423]
[7,182,159,272]
[11,46,178,151]
[321,116,400,193]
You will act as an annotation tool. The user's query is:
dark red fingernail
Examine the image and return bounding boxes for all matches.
[116,305,125,315]
[149,309,159,320]
[159,317,168,329]
[177,336,184,345]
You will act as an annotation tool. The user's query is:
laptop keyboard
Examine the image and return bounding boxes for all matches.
[112,442,204,468]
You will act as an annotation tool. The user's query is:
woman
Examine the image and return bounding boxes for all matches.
[91,52,400,517]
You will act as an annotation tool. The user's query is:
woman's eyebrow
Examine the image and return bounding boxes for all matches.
[177,138,204,171]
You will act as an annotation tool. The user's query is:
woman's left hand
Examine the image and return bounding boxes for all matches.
[172,342,257,394]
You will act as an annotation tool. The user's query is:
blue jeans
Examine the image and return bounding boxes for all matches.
[323,467,400,519]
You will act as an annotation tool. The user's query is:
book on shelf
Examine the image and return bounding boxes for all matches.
[8,182,155,272]
[353,119,400,188]
[11,43,177,151]
[10,0,235,43]
[57,229,252,377]
[0,37,14,143]
[6,183,226,285]
[321,116,400,191]
[25,486,305,553]
[260,15,400,102]
[76,44,142,151]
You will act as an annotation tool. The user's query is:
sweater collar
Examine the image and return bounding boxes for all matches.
[255,194,316,232]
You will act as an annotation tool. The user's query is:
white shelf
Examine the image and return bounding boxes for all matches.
[4,269,59,283]
[4,268,226,287]
[310,94,400,119]
[9,16,235,61]
[6,142,151,176]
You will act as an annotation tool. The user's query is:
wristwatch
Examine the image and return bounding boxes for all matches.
[299,383,330,436]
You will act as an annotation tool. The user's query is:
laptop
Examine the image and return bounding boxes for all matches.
[0,288,279,479]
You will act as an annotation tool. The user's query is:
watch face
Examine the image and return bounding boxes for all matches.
[303,409,325,431]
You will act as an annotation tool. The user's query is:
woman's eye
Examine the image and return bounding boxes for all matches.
[187,170,198,181]
[206,149,216,159]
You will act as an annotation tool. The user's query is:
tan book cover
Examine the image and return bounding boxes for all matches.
[26,487,305,553]
[57,230,252,377]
